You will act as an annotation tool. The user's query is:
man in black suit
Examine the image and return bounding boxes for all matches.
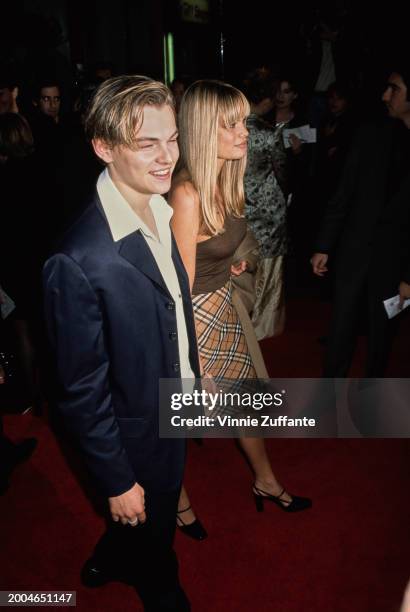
[43,75,200,610]
[311,61,410,377]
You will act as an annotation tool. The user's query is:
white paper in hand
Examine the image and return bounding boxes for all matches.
[283,125,317,149]
[383,294,410,319]
[0,286,15,320]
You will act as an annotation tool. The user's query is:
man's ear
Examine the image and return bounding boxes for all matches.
[12,87,18,101]
[92,138,114,164]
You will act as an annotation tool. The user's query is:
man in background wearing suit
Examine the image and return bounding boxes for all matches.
[311,59,410,377]
[43,75,199,611]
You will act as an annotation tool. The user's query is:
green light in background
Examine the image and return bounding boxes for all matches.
[163,32,175,85]
[163,35,168,84]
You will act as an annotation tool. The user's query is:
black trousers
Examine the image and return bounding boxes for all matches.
[323,276,396,377]
[93,487,190,612]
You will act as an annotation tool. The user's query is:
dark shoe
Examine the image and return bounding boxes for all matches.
[253,485,312,513]
[81,556,132,588]
[176,505,207,541]
[141,585,191,612]
[81,557,109,588]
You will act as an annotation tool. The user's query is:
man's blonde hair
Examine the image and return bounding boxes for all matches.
[178,79,250,235]
[85,75,175,148]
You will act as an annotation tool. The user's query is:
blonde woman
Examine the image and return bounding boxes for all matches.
[169,80,311,539]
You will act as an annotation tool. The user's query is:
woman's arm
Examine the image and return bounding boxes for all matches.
[169,181,200,292]
[169,181,209,377]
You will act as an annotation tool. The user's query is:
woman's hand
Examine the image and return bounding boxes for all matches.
[231,260,248,276]
[201,370,218,395]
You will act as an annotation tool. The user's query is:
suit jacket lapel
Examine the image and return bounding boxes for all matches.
[118,230,171,298]
[92,193,171,297]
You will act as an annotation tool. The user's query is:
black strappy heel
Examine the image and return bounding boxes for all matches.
[176,505,208,540]
[253,485,312,513]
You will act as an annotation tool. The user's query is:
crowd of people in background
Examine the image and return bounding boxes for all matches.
[1,7,410,611]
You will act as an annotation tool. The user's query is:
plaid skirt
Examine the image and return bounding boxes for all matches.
[192,281,257,381]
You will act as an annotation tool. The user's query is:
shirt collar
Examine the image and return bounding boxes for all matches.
[96,168,173,242]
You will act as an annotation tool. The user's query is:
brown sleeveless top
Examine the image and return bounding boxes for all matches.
[192,216,247,295]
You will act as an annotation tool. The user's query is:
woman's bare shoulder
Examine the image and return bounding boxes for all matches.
[170,171,199,206]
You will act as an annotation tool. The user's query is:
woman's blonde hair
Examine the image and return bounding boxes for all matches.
[178,79,250,235]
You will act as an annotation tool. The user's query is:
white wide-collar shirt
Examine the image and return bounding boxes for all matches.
[97,168,194,380]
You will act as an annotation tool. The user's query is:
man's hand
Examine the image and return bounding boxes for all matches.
[231,260,248,276]
[109,482,146,527]
[311,253,329,276]
[398,281,410,309]
[289,134,303,154]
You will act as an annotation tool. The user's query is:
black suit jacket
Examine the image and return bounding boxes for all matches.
[43,195,200,497]
[315,119,410,298]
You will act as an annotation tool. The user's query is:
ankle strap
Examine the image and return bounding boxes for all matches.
[253,485,286,499]
[177,505,192,515]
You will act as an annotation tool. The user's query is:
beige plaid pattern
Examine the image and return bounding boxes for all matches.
[192,281,257,381]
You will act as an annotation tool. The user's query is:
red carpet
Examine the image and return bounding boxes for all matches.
[260,294,410,378]
[1,294,409,611]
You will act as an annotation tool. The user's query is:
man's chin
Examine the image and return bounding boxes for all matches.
[151,180,172,195]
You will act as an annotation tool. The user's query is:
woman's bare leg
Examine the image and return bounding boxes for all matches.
[177,484,197,525]
[238,437,292,504]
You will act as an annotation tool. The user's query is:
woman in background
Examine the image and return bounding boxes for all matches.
[244,72,288,340]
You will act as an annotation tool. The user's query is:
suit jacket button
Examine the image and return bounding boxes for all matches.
[172,362,180,372]
[166,301,175,310]
[169,331,177,341]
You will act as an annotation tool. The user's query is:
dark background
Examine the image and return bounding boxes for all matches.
[1,0,406,93]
